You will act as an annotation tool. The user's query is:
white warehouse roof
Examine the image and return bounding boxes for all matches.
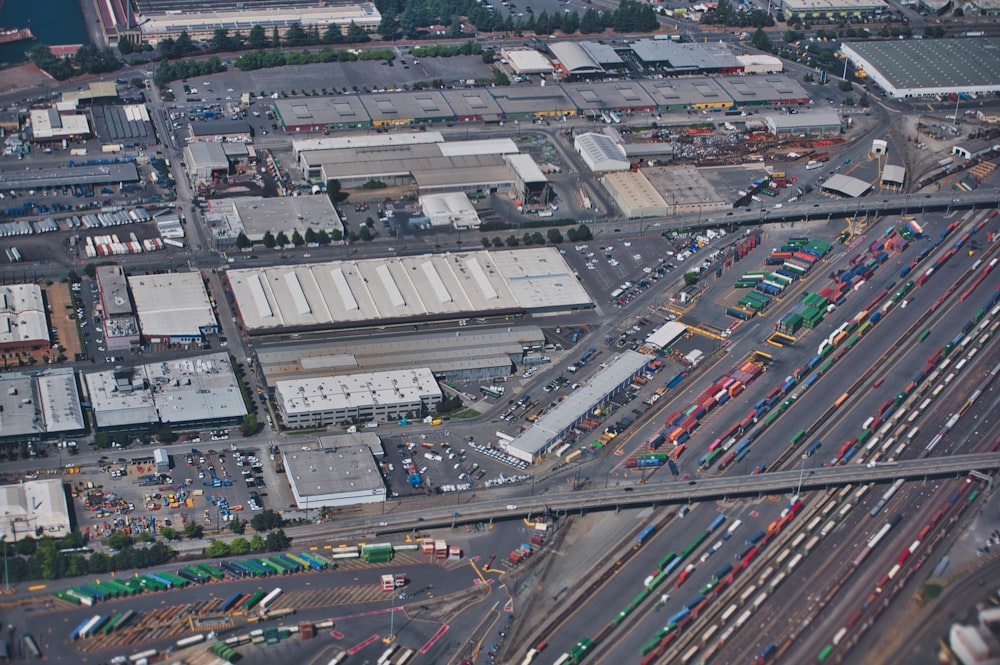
[646,321,688,350]
[419,192,481,229]
[0,284,49,347]
[503,48,555,74]
[227,248,592,333]
[128,272,216,339]
[575,132,629,173]
[0,479,71,542]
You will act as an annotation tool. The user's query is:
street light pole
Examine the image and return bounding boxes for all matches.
[795,453,807,500]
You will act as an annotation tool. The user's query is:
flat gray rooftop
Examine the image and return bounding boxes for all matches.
[283,445,384,500]
[0,163,139,190]
[845,38,1000,91]
[256,326,544,384]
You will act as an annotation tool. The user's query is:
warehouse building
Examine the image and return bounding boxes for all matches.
[601,171,669,219]
[183,142,230,181]
[736,54,783,74]
[507,153,552,206]
[189,119,253,143]
[275,95,373,132]
[228,248,592,334]
[130,0,381,45]
[28,106,90,141]
[629,40,741,75]
[781,0,888,18]
[0,284,49,354]
[717,76,811,107]
[575,133,630,173]
[255,326,544,386]
[294,132,444,179]
[96,265,140,351]
[85,352,246,432]
[274,367,441,429]
[441,90,502,123]
[881,164,906,189]
[641,78,733,112]
[282,441,385,509]
[765,111,843,136]
[209,194,343,248]
[549,41,625,77]
[646,322,688,351]
[128,272,218,345]
[0,163,139,192]
[419,192,481,229]
[506,350,652,463]
[0,480,72,542]
[565,82,657,117]
[501,48,555,75]
[645,166,730,217]
[820,173,873,198]
[841,38,1000,99]
[489,86,577,119]
[0,368,85,445]
[91,104,156,145]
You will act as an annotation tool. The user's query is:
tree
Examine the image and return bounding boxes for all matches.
[323,23,344,44]
[241,412,259,437]
[93,431,111,449]
[284,23,310,46]
[182,521,203,539]
[750,27,772,51]
[229,519,247,536]
[359,225,373,241]
[204,539,231,557]
[547,228,564,244]
[275,231,290,247]
[345,21,370,44]
[481,237,491,248]
[230,536,251,553]
[326,179,348,203]
[683,271,700,285]
[262,231,276,248]
[304,228,317,244]
[250,509,284,532]
[157,425,177,443]
[159,526,179,541]
[118,36,134,55]
[379,15,401,41]
[235,232,251,250]
[106,531,134,550]
[248,25,268,49]
[265,529,291,552]
[249,534,266,552]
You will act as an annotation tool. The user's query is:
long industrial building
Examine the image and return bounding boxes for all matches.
[227,248,593,334]
[85,353,247,432]
[112,0,382,46]
[274,367,441,429]
[841,38,1000,99]
[506,351,652,463]
[255,326,546,386]
[272,74,812,132]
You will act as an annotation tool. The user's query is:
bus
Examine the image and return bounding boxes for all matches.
[480,386,504,399]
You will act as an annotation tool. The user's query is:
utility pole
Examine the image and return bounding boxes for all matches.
[794,453,807,500]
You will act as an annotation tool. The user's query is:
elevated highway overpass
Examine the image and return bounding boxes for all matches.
[361,452,1000,535]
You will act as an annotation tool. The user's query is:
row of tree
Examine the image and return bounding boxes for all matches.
[0,535,175,583]
[29,44,122,81]
[233,47,394,73]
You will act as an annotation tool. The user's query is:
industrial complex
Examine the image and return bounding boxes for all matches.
[0,479,72,542]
